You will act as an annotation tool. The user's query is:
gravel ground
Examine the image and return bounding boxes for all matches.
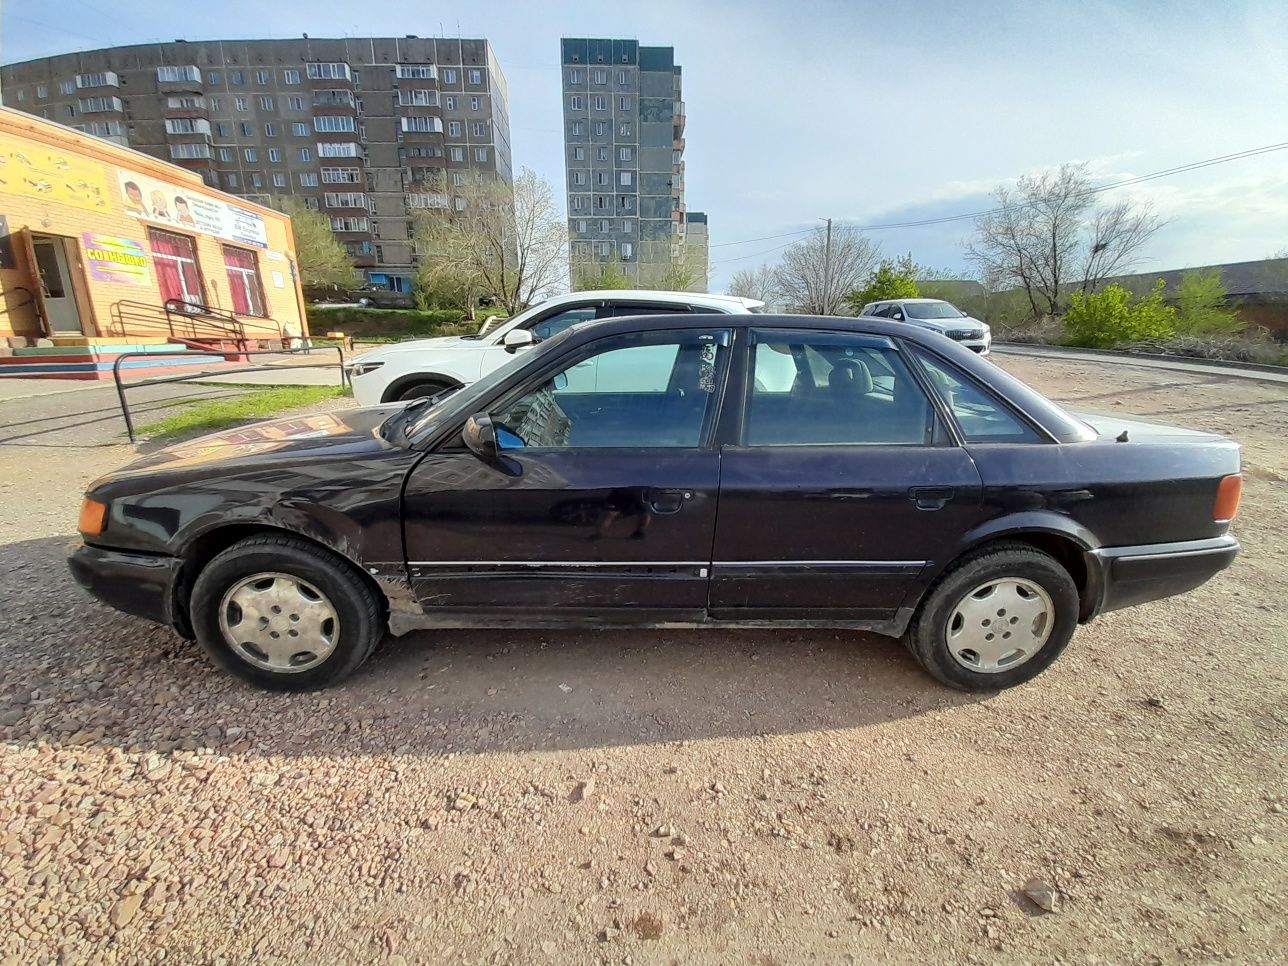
[0,357,1284,965]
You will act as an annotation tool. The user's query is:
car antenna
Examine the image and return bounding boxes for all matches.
[1115,429,1130,443]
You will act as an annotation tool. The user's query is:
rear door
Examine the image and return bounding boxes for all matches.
[709,328,989,621]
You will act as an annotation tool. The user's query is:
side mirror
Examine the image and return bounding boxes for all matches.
[503,329,535,354]
[891,311,904,321]
[462,413,498,461]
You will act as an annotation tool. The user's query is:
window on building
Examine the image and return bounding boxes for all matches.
[468,69,481,85]
[444,95,456,110]
[596,171,609,186]
[235,96,248,111]
[273,173,287,188]
[164,118,210,134]
[571,121,584,136]
[324,192,366,207]
[218,147,233,161]
[595,242,611,257]
[209,96,222,111]
[569,69,582,84]
[617,70,628,85]
[255,70,270,85]
[452,172,465,187]
[619,147,632,161]
[243,147,257,162]
[450,147,464,162]
[231,70,244,85]
[329,216,370,232]
[622,196,635,211]
[221,246,267,316]
[288,95,304,111]
[593,69,607,85]
[36,84,48,99]
[148,229,205,307]
[299,172,319,186]
[264,122,278,137]
[595,147,608,162]
[250,173,263,188]
[314,114,356,133]
[622,219,633,233]
[600,219,610,232]
[283,69,300,85]
[573,171,586,186]
[321,167,361,183]
[621,243,634,259]
[472,121,486,137]
[593,95,607,111]
[258,95,273,111]
[396,65,437,79]
[596,196,607,210]
[207,70,222,85]
[571,196,584,211]
[454,197,466,211]
[573,146,585,161]
[619,95,632,110]
[268,148,282,162]
[620,172,633,186]
[474,147,488,162]
[157,65,202,84]
[447,120,461,137]
[576,219,587,233]
[235,123,249,138]
[594,121,607,136]
[442,68,458,84]
[59,80,75,95]
[307,63,352,81]
[292,122,309,136]
[570,95,583,110]
[317,142,361,157]
[169,143,213,160]
[225,173,238,188]
[619,122,632,137]
[470,96,480,111]
[78,96,122,113]
[398,89,438,107]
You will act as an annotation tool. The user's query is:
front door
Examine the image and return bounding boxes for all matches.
[31,236,85,335]
[402,326,733,616]
[709,328,988,621]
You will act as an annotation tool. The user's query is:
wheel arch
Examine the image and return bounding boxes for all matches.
[379,371,464,404]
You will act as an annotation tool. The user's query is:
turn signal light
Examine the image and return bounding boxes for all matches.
[1213,474,1242,524]
[78,497,108,537]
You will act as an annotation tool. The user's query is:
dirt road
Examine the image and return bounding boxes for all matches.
[1,356,1284,964]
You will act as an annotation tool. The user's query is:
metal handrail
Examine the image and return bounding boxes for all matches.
[112,345,347,443]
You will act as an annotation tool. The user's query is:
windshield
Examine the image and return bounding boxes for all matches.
[393,328,575,444]
[905,302,967,320]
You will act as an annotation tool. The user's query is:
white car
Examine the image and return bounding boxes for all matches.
[858,298,992,354]
[346,290,765,406]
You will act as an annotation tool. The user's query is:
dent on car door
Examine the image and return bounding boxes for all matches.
[709,329,990,621]
[401,327,734,615]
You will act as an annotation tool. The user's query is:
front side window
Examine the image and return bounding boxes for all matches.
[223,246,267,316]
[915,353,1039,443]
[491,331,730,449]
[529,306,598,340]
[148,229,204,307]
[745,331,936,446]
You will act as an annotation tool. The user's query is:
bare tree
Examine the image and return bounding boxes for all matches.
[411,168,566,317]
[727,264,781,306]
[774,228,881,314]
[966,162,1161,318]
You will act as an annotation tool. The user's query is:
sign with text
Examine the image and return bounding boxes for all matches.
[0,132,112,213]
[81,232,149,285]
[116,170,267,248]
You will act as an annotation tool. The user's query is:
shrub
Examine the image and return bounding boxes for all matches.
[1172,269,1245,336]
[305,306,468,340]
[1063,281,1176,348]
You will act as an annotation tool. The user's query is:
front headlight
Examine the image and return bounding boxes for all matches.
[78,497,108,537]
[346,360,385,378]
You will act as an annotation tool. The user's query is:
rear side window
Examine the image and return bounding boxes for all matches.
[744,330,936,446]
[915,353,1041,443]
[531,306,598,340]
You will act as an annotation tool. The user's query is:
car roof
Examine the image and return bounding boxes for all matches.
[885,298,954,304]
[541,289,764,311]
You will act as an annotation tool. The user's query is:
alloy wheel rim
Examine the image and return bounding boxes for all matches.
[218,572,339,674]
[946,577,1054,674]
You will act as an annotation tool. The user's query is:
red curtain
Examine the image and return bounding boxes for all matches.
[222,246,265,317]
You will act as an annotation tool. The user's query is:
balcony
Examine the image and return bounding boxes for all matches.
[168,142,213,160]
[313,89,357,109]
[400,116,444,136]
[75,71,119,89]
[156,65,203,93]
[307,63,353,84]
[164,117,212,137]
[77,96,124,114]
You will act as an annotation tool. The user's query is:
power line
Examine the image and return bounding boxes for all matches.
[709,141,1288,256]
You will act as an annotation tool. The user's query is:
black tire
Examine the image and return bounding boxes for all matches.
[189,534,384,690]
[395,378,454,402]
[904,544,1079,692]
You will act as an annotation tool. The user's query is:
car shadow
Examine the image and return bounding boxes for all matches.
[0,535,987,761]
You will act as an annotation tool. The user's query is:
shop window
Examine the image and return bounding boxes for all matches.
[148,229,205,308]
[222,246,267,317]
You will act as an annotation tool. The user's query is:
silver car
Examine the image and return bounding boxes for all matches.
[859,298,991,354]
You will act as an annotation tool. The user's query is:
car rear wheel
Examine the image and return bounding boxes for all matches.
[189,534,383,690]
[904,545,1079,691]
[395,378,454,402]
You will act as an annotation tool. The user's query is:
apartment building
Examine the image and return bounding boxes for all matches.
[561,38,699,288]
[682,211,709,288]
[1,37,513,293]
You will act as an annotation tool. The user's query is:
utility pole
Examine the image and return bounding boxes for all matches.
[821,216,833,314]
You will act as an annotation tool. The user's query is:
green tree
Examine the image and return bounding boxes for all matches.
[843,258,921,314]
[572,261,633,291]
[1173,269,1244,336]
[268,195,358,290]
[1064,280,1176,348]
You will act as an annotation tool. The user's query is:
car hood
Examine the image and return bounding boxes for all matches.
[1072,410,1229,443]
[99,406,408,485]
[355,334,486,361]
[910,315,986,332]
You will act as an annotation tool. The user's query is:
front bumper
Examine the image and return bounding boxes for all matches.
[1089,534,1238,617]
[68,543,183,630]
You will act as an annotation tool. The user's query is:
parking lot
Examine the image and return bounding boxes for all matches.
[1,354,1284,964]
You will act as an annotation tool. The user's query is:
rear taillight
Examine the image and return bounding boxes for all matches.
[1213,474,1242,524]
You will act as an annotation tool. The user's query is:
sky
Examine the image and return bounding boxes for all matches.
[4,0,1287,292]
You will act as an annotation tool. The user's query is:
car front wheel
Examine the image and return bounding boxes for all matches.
[189,534,384,690]
[395,378,455,402]
[904,545,1079,691]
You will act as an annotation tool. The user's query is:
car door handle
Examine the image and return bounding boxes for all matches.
[909,486,954,510]
[647,489,690,514]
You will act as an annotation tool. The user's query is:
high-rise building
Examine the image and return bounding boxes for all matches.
[682,212,709,292]
[561,38,701,288]
[1,37,513,294]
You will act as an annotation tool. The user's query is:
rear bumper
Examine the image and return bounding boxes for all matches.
[68,542,182,630]
[1089,534,1238,617]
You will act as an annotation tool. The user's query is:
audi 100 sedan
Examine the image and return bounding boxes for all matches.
[69,314,1242,692]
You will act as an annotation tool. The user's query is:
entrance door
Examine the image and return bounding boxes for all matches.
[402,327,733,616]
[31,236,86,335]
